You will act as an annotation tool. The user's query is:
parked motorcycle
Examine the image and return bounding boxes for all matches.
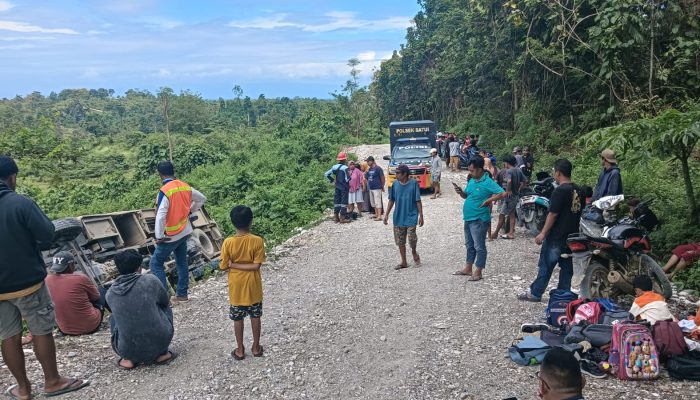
[516,171,556,235]
[566,196,672,299]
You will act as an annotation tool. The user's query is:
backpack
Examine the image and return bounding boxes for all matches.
[667,350,700,381]
[608,321,660,380]
[507,336,551,366]
[652,320,688,361]
[565,298,588,323]
[546,289,578,328]
[573,302,602,325]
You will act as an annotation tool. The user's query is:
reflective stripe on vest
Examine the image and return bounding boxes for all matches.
[158,179,192,236]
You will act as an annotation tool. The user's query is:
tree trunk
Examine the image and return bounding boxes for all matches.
[679,152,699,224]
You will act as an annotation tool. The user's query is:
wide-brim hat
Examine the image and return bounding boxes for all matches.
[601,148,617,164]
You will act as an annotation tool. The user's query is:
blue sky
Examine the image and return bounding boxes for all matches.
[0,0,420,99]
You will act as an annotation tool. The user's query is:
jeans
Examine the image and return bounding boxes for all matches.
[529,237,573,299]
[464,219,488,269]
[150,235,190,297]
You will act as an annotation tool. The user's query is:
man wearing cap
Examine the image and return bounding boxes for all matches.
[151,160,207,303]
[429,148,443,199]
[592,149,623,201]
[513,146,525,168]
[0,155,89,398]
[365,156,385,221]
[325,152,352,223]
[45,251,107,336]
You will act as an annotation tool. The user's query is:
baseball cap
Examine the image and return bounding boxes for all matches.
[365,156,375,162]
[51,251,75,273]
[0,156,19,179]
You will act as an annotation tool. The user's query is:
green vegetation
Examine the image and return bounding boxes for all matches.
[370,0,700,290]
[0,83,382,246]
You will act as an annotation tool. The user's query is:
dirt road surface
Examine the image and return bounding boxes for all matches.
[2,144,696,399]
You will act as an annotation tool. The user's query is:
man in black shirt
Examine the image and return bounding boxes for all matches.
[518,159,584,302]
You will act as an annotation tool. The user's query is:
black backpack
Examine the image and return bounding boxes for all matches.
[667,350,700,381]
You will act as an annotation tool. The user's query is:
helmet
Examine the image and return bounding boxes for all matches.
[336,152,347,161]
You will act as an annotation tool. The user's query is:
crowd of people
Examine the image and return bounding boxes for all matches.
[2,137,699,399]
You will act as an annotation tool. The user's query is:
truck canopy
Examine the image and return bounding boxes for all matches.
[389,120,437,151]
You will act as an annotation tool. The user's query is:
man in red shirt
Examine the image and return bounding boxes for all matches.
[45,251,105,335]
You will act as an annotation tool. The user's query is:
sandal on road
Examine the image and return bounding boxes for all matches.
[500,235,515,240]
[253,345,264,358]
[155,350,178,366]
[394,264,408,270]
[231,348,245,361]
[467,275,482,282]
[116,358,136,370]
[44,379,90,398]
[5,385,31,400]
[452,270,471,276]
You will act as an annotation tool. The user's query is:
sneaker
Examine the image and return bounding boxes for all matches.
[520,323,550,333]
[580,360,607,379]
[516,292,541,302]
[171,295,189,304]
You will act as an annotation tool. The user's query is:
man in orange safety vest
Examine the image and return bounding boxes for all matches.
[150,161,206,303]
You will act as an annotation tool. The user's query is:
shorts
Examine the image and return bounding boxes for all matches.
[0,283,55,340]
[370,189,383,209]
[672,243,700,263]
[229,302,263,321]
[348,189,364,204]
[450,156,459,168]
[498,196,518,215]
[432,173,441,183]
[393,226,418,248]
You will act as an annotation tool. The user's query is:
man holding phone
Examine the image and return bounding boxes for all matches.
[452,156,507,281]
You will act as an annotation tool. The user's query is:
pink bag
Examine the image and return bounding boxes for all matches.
[573,302,602,324]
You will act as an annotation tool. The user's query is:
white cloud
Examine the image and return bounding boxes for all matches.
[82,67,100,78]
[156,68,172,77]
[357,51,376,62]
[137,16,183,31]
[0,20,78,34]
[0,1,14,12]
[229,11,413,32]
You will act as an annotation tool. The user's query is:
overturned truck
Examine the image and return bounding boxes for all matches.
[47,207,224,289]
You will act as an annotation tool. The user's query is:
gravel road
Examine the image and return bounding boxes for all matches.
[2,144,697,399]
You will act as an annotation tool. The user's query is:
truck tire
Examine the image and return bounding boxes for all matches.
[641,254,673,299]
[52,218,83,246]
[192,229,216,259]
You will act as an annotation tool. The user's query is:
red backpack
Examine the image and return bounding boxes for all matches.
[652,320,688,361]
[566,298,602,325]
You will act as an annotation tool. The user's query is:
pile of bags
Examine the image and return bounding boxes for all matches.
[508,289,700,381]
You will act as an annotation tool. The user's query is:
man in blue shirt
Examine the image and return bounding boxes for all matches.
[365,156,385,221]
[383,164,424,270]
[325,152,351,224]
[452,156,507,281]
[592,148,622,201]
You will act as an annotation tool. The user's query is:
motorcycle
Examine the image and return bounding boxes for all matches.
[516,171,556,235]
[566,196,672,299]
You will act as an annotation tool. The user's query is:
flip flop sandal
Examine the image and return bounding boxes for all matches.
[500,235,514,240]
[5,385,31,400]
[155,350,178,366]
[467,275,483,282]
[253,345,264,357]
[394,264,408,270]
[231,349,245,360]
[116,358,136,370]
[44,379,90,397]
[451,270,471,276]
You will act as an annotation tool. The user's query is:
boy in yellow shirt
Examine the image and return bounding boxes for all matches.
[219,205,266,360]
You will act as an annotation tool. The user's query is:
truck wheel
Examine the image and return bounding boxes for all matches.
[641,254,673,299]
[192,229,216,259]
[52,218,83,246]
[580,261,613,299]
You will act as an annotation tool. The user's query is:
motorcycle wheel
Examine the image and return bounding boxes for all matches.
[640,254,673,299]
[580,261,616,299]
